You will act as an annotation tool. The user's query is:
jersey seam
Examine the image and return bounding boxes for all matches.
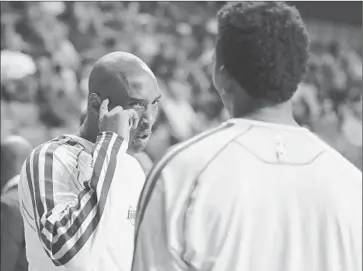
[180,125,252,268]
[132,122,235,269]
[134,122,235,236]
[232,140,326,166]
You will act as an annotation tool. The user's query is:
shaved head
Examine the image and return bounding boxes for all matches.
[88,52,157,107]
[84,52,161,153]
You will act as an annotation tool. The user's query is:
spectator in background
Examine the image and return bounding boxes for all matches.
[79,110,87,126]
[78,61,94,112]
[161,79,199,144]
[1,135,33,193]
[1,135,33,271]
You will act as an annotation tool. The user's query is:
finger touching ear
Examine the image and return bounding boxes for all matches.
[99,99,109,121]
[89,93,102,114]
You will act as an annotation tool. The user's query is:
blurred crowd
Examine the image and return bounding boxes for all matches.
[0,3,361,271]
[1,2,362,167]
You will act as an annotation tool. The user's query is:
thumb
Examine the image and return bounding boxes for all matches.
[99,99,109,121]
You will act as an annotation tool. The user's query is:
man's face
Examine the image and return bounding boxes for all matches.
[106,72,161,153]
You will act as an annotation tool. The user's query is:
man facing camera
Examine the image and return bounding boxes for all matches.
[18,51,161,271]
[132,2,362,271]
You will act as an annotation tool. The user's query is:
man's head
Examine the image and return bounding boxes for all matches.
[213,2,309,117]
[1,135,33,191]
[86,52,161,153]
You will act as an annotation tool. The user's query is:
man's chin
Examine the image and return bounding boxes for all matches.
[128,138,148,153]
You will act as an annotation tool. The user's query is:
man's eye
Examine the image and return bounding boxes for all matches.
[152,100,160,106]
[130,102,143,107]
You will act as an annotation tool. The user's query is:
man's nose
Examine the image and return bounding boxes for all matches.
[139,107,153,128]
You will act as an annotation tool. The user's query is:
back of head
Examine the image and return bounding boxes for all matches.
[216,2,309,104]
[1,135,33,190]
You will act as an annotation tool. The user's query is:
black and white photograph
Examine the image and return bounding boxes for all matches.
[0,1,362,271]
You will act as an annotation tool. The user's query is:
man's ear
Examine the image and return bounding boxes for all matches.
[219,65,228,83]
[88,93,102,115]
[219,65,234,94]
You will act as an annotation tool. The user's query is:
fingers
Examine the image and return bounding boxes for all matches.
[127,109,140,129]
[132,114,140,130]
[99,98,109,120]
[109,106,139,129]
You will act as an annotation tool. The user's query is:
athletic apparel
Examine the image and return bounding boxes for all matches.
[18,132,145,271]
[132,118,362,271]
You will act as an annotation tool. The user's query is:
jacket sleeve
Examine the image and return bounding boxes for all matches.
[20,131,143,270]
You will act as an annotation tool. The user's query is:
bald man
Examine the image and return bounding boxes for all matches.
[18,52,161,271]
[1,136,33,271]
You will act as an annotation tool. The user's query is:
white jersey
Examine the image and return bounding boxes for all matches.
[132,118,362,271]
[18,132,145,271]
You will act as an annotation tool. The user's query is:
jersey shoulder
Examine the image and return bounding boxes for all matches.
[20,135,90,191]
[28,134,85,161]
[150,121,250,183]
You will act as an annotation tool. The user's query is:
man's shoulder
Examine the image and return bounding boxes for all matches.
[170,121,248,161]
[29,134,88,161]
[169,122,232,155]
[149,121,247,181]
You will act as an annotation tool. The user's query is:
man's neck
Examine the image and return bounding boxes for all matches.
[235,101,300,127]
[77,115,98,143]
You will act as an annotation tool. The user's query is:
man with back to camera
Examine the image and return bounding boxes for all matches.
[132,2,362,271]
[18,51,161,271]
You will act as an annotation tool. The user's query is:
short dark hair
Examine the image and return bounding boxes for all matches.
[216,2,309,104]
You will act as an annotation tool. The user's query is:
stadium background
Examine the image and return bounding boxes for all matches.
[1,2,362,169]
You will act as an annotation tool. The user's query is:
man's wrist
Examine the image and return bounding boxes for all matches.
[96,131,129,153]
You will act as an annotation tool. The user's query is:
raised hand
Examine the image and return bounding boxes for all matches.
[98,99,139,142]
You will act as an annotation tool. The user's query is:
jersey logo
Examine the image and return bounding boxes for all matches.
[275,135,290,162]
[127,207,137,226]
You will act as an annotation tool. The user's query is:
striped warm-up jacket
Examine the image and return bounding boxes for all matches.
[18,132,145,271]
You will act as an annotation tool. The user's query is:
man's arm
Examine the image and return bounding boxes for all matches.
[21,131,143,270]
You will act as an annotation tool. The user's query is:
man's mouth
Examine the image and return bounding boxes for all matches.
[136,132,151,140]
